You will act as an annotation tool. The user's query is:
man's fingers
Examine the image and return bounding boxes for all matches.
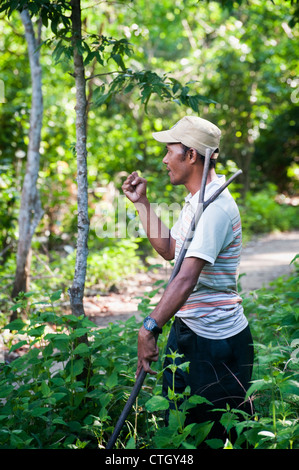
[128,172,147,187]
[135,360,157,378]
[135,345,159,378]
[122,172,147,201]
[131,176,145,186]
[122,173,138,191]
[122,172,140,190]
[128,171,138,184]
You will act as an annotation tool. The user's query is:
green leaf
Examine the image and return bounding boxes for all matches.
[27,325,45,337]
[190,421,214,447]
[68,421,81,432]
[184,394,212,409]
[206,438,224,449]
[50,290,62,302]
[125,436,136,449]
[53,417,67,426]
[41,381,51,397]
[0,384,14,398]
[145,395,169,412]
[220,412,239,432]
[71,358,84,377]
[178,361,190,373]
[52,393,67,402]
[73,342,89,355]
[4,319,26,331]
[30,407,48,417]
[106,371,118,388]
[153,426,174,448]
[111,53,126,71]
[44,333,69,341]
[93,92,111,107]
[44,333,70,351]
[72,328,89,338]
[189,95,199,112]
[9,340,28,352]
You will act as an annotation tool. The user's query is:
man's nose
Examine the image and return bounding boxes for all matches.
[162,154,168,164]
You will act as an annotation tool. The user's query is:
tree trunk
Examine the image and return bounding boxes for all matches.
[68,0,90,317]
[11,10,43,303]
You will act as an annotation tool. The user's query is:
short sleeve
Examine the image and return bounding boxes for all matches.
[185,203,233,265]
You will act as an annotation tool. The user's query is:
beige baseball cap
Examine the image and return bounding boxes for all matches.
[152,115,221,158]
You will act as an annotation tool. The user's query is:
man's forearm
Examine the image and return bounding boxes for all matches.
[148,257,206,328]
[136,257,206,376]
[135,197,173,260]
[149,272,195,327]
[136,269,195,376]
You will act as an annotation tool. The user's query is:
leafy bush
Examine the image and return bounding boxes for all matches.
[32,239,141,292]
[0,258,298,449]
[0,291,142,449]
[239,185,299,242]
[85,239,142,289]
[240,255,299,449]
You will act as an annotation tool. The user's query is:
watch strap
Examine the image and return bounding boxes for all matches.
[143,316,162,334]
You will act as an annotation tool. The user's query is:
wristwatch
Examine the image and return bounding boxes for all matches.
[143,316,162,335]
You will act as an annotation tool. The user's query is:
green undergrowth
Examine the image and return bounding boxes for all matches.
[239,186,299,244]
[0,256,298,449]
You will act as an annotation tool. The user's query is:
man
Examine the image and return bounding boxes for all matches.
[122,115,254,439]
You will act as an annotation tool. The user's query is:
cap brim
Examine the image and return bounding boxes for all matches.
[152,130,180,143]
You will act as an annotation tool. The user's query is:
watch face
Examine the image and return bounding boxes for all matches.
[144,316,162,334]
[144,317,155,330]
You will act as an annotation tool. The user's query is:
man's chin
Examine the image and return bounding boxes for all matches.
[169,177,180,186]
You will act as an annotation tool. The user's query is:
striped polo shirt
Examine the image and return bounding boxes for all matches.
[171,175,248,340]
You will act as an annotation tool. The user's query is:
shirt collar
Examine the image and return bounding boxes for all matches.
[185,175,226,210]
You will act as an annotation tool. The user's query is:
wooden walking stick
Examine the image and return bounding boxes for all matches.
[106,149,242,449]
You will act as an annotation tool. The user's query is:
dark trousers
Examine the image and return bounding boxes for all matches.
[162,318,254,441]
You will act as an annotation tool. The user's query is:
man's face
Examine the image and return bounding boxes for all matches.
[162,143,190,186]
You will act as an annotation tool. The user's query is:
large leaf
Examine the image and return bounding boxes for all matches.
[145,395,169,412]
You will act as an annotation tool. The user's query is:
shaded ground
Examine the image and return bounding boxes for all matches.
[84,230,299,328]
[85,263,169,328]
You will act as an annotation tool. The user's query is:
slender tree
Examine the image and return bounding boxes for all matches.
[11,8,43,303]
[68,0,89,317]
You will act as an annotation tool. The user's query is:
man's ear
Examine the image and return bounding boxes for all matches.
[189,148,198,164]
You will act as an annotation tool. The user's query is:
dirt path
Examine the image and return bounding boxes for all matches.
[238,230,299,292]
[85,231,299,328]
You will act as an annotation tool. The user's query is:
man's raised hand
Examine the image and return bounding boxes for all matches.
[122,171,147,204]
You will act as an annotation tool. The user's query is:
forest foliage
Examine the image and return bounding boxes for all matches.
[0,0,298,450]
[1,0,298,267]
[0,256,298,449]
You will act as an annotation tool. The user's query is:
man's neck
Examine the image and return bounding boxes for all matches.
[186,168,218,196]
